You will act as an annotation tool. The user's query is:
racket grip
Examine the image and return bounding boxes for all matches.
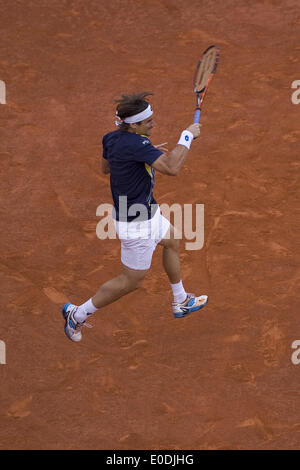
[193,109,201,123]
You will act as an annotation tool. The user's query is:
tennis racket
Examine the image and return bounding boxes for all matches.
[193,45,220,123]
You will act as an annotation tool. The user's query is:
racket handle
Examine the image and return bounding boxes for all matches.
[193,109,201,123]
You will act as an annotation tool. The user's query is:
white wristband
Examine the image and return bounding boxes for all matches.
[177,130,194,149]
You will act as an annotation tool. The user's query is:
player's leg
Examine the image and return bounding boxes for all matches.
[62,264,148,342]
[158,224,187,304]
[159,224,181,285]
[91,264,148,309]
[62,230,156,342]
[158,223,208,318]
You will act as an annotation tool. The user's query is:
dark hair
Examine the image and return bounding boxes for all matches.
[115,91,153,131]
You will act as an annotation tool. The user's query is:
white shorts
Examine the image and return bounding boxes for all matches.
[114,206,170,270]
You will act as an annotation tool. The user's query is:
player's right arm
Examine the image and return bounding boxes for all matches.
[151,123,201,176]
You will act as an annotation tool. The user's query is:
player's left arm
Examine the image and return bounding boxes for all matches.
[102,157,110,174]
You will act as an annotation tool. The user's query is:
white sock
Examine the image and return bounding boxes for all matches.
[171,281,187,304]
[74,298,97,323]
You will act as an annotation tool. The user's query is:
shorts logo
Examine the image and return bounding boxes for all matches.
[142,140,150,145]
[185,135,189,141]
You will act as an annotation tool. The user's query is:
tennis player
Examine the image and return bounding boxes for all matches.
[62,92,208,342]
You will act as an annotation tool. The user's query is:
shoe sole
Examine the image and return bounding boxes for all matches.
[174,296,208,318]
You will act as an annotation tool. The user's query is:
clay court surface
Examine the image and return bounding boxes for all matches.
[0,0,299,450]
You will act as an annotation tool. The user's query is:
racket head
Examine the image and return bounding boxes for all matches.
[193,44,220,93]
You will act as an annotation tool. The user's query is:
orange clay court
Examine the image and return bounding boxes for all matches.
[0,0,299,450]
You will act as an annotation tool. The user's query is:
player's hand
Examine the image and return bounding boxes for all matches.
[186,123,201,139]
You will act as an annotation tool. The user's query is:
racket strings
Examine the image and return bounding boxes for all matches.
[194,47,219,92]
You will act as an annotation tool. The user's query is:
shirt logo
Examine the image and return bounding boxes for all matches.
[142,139,150,145]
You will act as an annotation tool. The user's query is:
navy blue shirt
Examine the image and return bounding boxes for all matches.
[102,130,163,222]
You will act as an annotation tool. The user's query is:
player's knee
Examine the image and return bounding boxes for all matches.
[160,226,180,251]
[166,236,180,252]
[127,277,144,293]
[123,270,147,292]
[132,277,144,290]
